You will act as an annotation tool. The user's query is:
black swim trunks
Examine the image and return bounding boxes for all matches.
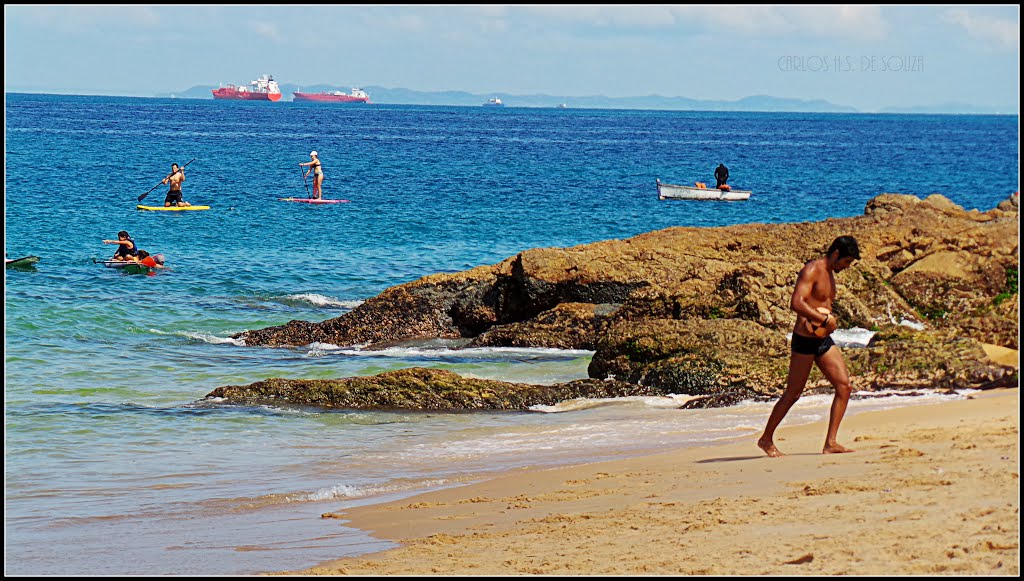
[791,333,835,357]
[165,191,183,205]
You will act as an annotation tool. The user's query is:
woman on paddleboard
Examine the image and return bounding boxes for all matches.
[299,151,324,199]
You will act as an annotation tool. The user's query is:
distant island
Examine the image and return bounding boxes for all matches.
[14,83,1015,115]
[159,83,862,112]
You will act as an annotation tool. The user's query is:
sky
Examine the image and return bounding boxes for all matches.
[4,4,1020,112]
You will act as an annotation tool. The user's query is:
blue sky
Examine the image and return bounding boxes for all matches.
[4,4,1019,112]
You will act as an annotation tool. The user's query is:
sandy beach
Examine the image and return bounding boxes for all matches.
[284,387,1019,576]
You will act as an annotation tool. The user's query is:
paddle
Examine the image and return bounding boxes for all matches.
[299,164,311,199]
[138,157,196,202]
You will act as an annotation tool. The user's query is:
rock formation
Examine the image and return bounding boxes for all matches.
[213,193,1018,409]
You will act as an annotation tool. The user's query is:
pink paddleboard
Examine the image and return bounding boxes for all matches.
[278,198,350,204]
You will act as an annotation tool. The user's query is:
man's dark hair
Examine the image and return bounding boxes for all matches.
[828,235,860,260]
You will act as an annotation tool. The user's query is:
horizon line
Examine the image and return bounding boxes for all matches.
[3,90,1020,117]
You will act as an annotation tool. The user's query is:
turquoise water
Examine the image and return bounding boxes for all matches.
[4,94,1019,574]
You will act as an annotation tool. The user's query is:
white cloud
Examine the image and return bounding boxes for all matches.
[942,9,1019,50]
[11,5,160,34]
[503,5,886,39]
[383,12,428,33]
[521,5,680,28]
[785,5,889,40]
[248,20,283,44]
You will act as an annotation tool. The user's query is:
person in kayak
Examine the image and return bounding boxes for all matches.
[714,163,729,189]
[133,250,165,269]
[103,230,138,261]
[162,162,191,207]
[299,151,324,199]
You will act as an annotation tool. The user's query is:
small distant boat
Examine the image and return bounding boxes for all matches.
[293,88,371,104]
[657,179,751,201]
[483,98,504,107]
[212,74,282,101]
[557,103,568,109]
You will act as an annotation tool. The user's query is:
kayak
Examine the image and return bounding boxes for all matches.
[96,259,135,268]
[137,205,211,211]
[278,198,350,204]
[123,263,154,275]
[6,255,40,269]
[94,259,156,274]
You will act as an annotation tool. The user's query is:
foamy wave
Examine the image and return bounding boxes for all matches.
[853,387,973,399]
[339,344,594,360]
[148,329,246,346]
[899,318,926,331]
[281,293,363,309]
[833,327,876,348]
[530,394,702,413]
[293,479,449,502]
[305,342,344,357]
[785,327,875,348]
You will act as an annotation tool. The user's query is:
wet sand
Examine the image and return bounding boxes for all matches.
[280,386,1019,576]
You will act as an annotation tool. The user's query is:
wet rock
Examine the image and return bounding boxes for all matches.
[588,318,790,397]
[206,367,670,411]
[226,192,1018,409]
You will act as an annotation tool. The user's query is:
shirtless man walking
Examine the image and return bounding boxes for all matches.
[758,235,860,457]
[162,162,190,207]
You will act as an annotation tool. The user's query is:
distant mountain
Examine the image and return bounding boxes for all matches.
[157,84,860,112]
[877,102,1017,115]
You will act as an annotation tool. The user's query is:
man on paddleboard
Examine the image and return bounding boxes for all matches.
[162,163,191,207]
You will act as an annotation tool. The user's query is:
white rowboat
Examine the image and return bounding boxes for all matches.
[657,178,751,201]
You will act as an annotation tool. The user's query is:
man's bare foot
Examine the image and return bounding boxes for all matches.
[758,437,783,457]
[822,443,855,454]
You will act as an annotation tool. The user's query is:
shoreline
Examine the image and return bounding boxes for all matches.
[281,387,1019,576]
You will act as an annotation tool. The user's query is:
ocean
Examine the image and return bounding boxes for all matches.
[3,93,1019,575]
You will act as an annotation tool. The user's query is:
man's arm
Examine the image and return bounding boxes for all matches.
[790,263,829,325]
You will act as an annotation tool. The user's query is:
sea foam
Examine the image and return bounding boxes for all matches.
[280,293,362,309]
[148,329,246,346]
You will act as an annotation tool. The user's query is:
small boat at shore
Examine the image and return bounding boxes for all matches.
[657,179,751,201]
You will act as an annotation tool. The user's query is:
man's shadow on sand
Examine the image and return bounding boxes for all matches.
[697,453,822,463]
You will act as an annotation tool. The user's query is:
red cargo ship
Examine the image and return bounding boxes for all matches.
[211,74,282,101]
[292,88,371,104]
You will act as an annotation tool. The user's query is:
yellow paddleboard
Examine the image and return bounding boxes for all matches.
[137,205,210,211]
